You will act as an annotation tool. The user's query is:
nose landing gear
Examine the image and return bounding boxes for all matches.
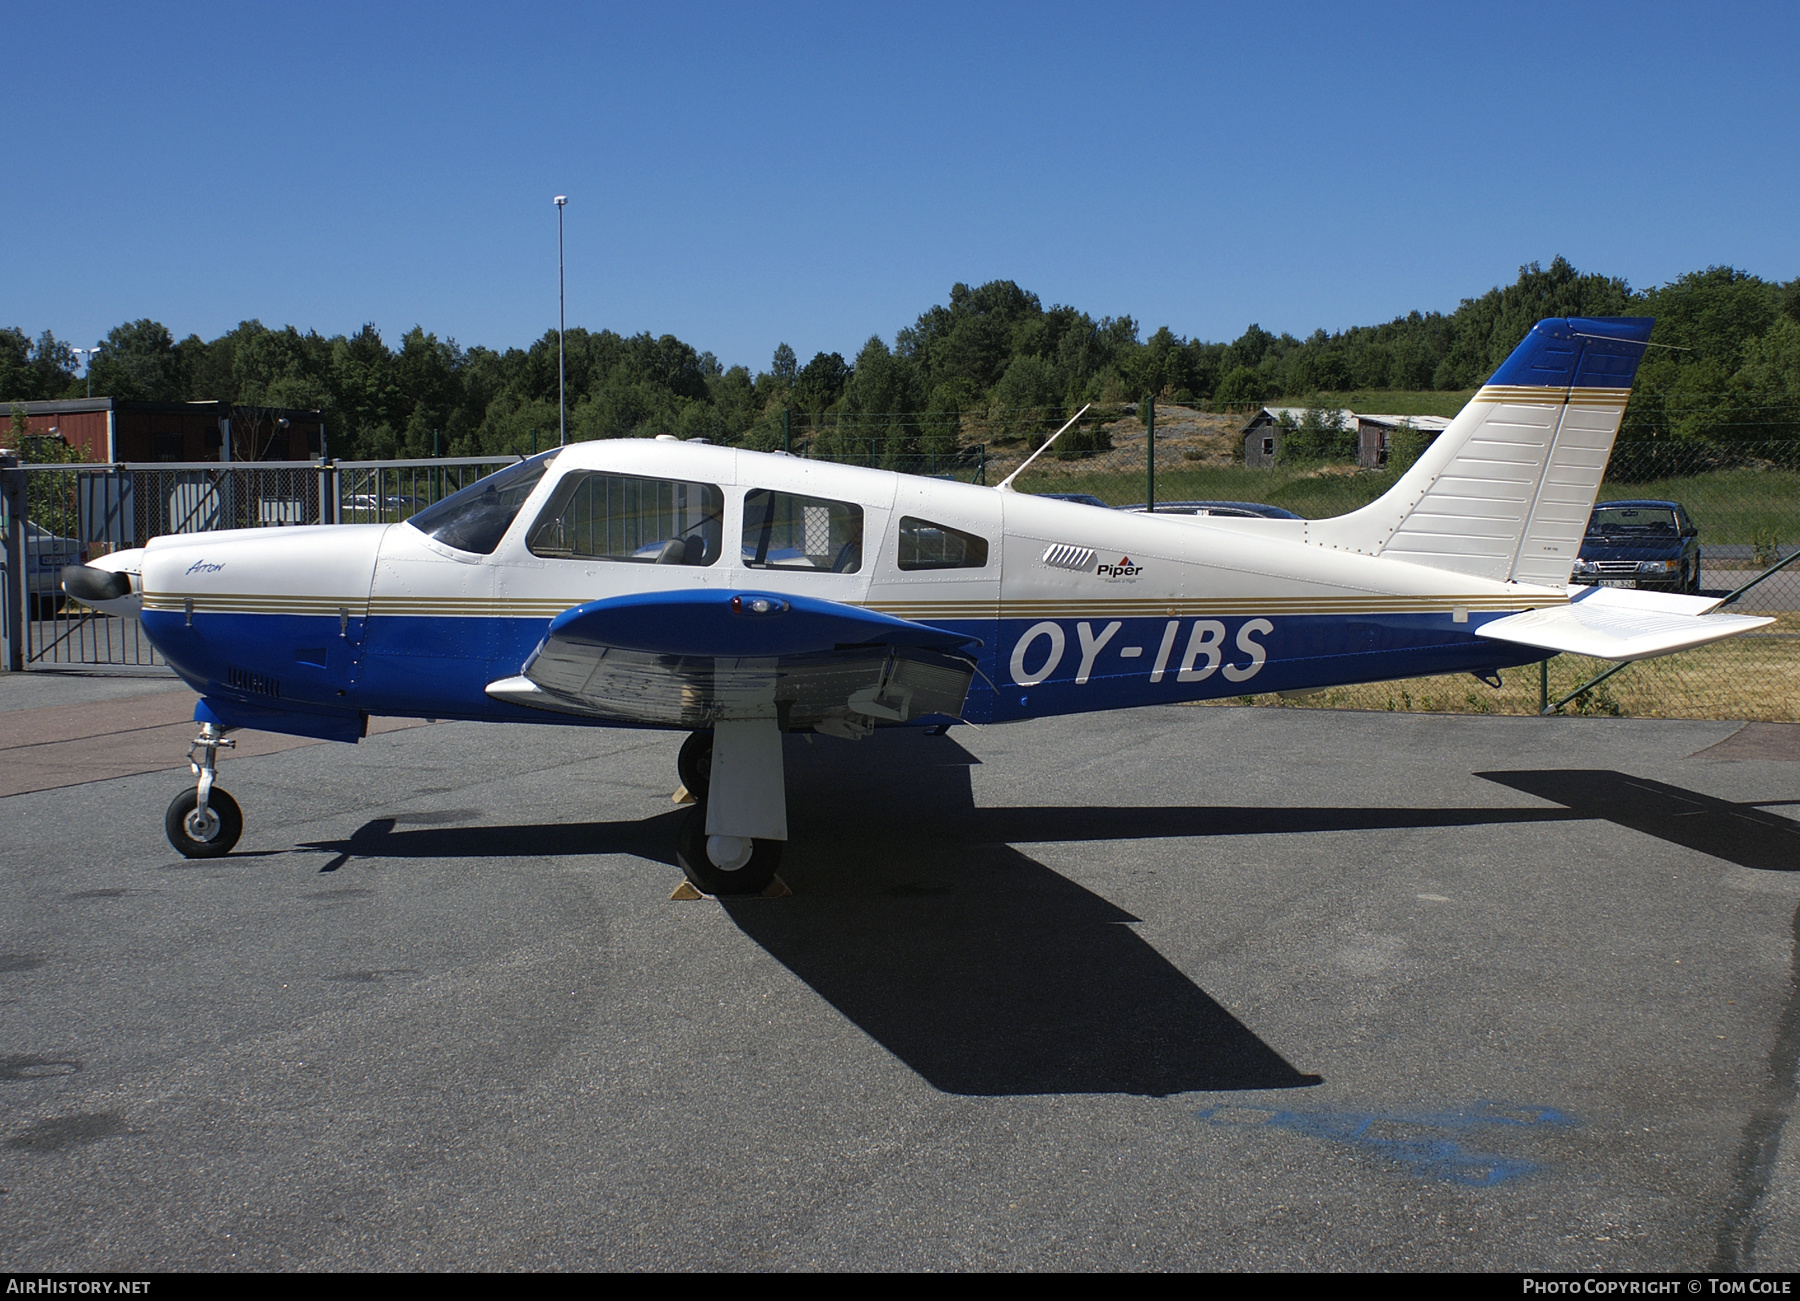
[165,722,242,858]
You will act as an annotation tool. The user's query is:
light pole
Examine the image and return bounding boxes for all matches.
[72,347,99,398]
[554,195,567,447]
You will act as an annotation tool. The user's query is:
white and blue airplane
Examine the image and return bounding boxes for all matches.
[64,316,1771,894]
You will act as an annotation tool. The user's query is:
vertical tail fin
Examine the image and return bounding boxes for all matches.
[1306,317,1653,584]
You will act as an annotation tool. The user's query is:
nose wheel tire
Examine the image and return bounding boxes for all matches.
[675,802,780,896]
[165,788,243,858]
[677,730,713,800]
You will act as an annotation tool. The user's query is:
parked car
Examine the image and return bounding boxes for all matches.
[1118,500,1304,519]
[1034,492,1111,508]
[1,521,86,617]
[1570,499,1701,593]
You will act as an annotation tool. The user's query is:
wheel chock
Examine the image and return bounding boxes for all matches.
[669,875,792,901]
[671,784,697,805]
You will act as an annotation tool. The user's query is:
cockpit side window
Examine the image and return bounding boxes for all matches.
[527,472,724,565]
[896,516,989,570]
[406,451,558,555]
[741,489,864,573]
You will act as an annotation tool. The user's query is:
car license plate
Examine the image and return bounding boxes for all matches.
[1599,578,1638,588]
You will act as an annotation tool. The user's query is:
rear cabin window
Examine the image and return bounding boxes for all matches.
[527,472,724,565]
[741,490,864,573]
[407,451,558,555]
[896,516,989,571]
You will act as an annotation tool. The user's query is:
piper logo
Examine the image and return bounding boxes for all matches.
[1097,555,1142,579]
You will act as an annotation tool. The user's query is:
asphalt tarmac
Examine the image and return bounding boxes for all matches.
[4,671,1800,1271]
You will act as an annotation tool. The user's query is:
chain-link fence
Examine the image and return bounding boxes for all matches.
[795,401,1800,723]
[7,410,1799,720]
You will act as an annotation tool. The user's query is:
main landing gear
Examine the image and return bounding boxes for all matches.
[165,722,242,858]
[672,726,785,896]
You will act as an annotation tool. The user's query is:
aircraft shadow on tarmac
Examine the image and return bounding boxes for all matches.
[296,742,1800,1097]
[1477,769,1800,873]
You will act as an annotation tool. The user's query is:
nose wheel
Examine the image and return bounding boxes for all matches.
[165,787,242,858]
[166,721,242,858]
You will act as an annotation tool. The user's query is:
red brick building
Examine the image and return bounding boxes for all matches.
[5,398,325,463]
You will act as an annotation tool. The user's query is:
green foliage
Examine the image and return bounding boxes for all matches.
[1279,402,1354,463]
[1214,366,1267,409]
[0,328,78,400]
[6,258,1794,469]
[1386,421,1432,473]
[88,319,184,401]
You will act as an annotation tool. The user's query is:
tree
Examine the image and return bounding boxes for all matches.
[770,342,797,387]
[1282,403,1353,462]
[89,319,183,401]
[0,328,78,400]
[834,337,921,466]
[792,351,851,417]
[1214,366,1267,409]
[989,354,1064,442]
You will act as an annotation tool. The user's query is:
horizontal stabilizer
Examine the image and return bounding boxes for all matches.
[1475,586,1771,662]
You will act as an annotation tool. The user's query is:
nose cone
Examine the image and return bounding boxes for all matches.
[62,547,145,616]
[138,525,388,705]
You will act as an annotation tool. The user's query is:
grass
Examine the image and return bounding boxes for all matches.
[1013,459,1405,513]
[1214,614,1800,722]
[1597,467,1800,547]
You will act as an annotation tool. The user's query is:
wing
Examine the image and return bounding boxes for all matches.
[486,589,982,735]
[1475,585,1772,662]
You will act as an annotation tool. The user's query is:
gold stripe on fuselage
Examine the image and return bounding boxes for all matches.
[147,591,1570,621]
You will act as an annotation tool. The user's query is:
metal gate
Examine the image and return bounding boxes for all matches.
[1,456,516,671]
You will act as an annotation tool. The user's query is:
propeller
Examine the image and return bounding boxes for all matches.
[61,565,132,603]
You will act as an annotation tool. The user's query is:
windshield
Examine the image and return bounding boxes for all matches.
[1588,505,1678,536]
[406,451,559,554]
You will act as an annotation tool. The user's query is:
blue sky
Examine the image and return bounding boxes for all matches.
[6,1,1796,373]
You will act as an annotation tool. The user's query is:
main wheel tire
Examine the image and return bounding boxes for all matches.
[675,802,780,896]
[677,730,714,800]
[165,788,243,858]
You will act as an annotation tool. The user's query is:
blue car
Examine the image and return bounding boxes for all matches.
[1570,499,1701,594]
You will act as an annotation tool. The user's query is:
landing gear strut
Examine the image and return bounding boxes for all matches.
[165,722,242,858]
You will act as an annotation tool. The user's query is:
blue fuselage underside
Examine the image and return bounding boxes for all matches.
[143,609,1550,737]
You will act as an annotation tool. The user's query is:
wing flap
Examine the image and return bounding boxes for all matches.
[1475,585,1772,662]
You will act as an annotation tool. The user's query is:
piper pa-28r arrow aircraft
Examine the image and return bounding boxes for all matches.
[63,316,1771,894]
